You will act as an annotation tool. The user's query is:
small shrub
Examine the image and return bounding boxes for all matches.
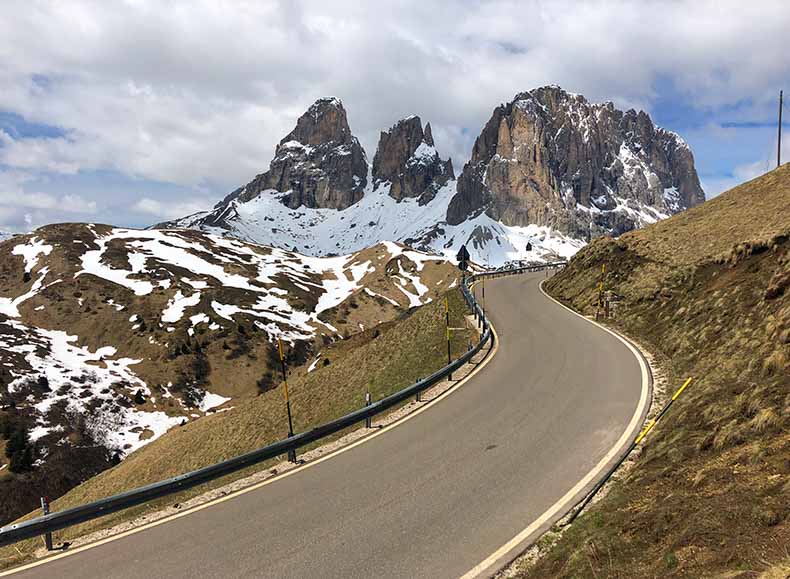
[5,426,34,473]
[749,408,781,433]
[256,372,274,394]
[763,350,787,375]
[37,375,50,392]
[713,419,745,450]
[664,551,678,569]
[752,506,782,527]
[182,386,205,408]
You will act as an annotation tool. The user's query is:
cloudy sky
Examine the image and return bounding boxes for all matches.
[1,0,788,232]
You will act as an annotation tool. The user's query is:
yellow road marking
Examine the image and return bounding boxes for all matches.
[2,284,498,577]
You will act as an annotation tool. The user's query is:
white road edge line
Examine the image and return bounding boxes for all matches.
[1,283,500,577]
[459,278,652,579]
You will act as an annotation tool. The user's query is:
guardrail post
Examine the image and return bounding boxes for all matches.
[39,497,53,551]
[365,392,372,428]
[416,379,422,402]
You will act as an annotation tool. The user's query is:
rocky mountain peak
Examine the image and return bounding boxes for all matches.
[205,97,368,214]
[165,87,705,267]
[280,97,352,148]
[447,85,705,238]
[423,122,434,146]
[372,116,454,204]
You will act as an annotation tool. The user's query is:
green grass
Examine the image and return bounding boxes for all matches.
[0,288,477,570]
[516,165,790,578]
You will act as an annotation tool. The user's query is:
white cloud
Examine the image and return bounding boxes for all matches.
[132,197,213,220]
[0,0,787,228]
[0,171,99,232]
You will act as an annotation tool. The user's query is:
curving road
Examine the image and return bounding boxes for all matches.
[7,272,648,578]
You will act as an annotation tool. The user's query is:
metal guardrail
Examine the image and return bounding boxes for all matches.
[0,261,565,548]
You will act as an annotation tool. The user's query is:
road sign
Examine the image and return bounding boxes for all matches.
[456,244,470,271]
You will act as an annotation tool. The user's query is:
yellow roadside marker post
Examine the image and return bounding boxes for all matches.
[277,338,297,463]
[481,276,486,324]
[595,263,606,320]
[634,377,693,444]
[566,377,694,524]
[445,296,452,380]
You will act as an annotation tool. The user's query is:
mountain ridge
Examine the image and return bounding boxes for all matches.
[161,86,704,265]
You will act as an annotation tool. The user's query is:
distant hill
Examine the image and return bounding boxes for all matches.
[522,164,790,577]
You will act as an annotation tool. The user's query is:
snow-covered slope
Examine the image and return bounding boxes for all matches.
[173,177,583,265]
[0,223,458,522]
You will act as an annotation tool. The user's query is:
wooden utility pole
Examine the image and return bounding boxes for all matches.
[779,90,783,168]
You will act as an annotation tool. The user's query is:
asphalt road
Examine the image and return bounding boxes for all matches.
[10,272,647,578]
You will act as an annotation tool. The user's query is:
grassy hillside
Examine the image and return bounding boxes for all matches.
[0,225,457,526]
[515,165,790,577]
[0,287,476,570]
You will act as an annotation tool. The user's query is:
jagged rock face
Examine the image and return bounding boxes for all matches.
[215,97,368,215]
[163,86,705,267]
[372,116,454,204]
[447,86,705,239]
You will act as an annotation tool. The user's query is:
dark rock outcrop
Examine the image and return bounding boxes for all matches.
[211,97,367,218]
[447,86,705,238]
[372,116,454,204]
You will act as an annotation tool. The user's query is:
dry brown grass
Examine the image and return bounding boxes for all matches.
[758,557,790,579]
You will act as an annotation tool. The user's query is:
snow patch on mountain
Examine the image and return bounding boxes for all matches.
[1,318,183,456]
[1,227,455,471]
[13,237,52,272]
[0,266,61,318]
[68,228,442,342]
[172,180,582,266]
